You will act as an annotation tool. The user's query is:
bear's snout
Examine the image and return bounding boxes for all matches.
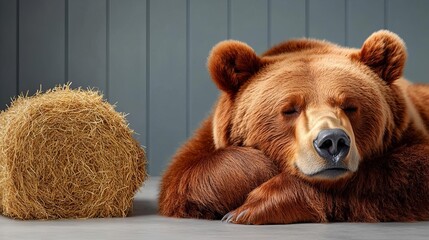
[294,107,360,180]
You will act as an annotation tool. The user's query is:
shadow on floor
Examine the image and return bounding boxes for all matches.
[131,199,158,216]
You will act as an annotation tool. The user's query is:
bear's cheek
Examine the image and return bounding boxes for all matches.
[241,118,297,169]
[352,112,387,160]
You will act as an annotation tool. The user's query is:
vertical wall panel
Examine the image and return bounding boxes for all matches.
[68,0,107,92]
[0,0,17,109]
[109,0,147,145]
[230,0,268,53]
[347,0,384,48]
[270,0,306,45]
[19,0,65,94]
[189,0,227,135]
[388,0,429,83]
[149,0,187,175]
[309,0,346,45]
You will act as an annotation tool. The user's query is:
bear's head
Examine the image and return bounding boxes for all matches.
[208,30,408,183]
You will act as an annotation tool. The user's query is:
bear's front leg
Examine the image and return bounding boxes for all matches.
[159,146,278,219]
[223,173,328,224]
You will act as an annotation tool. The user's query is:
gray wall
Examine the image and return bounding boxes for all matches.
[1,0,428,176]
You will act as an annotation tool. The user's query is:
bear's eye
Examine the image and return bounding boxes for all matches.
[342,106,358,114]
[282,107,299,116]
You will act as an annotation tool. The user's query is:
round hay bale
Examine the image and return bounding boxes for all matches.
[0,85,147,219]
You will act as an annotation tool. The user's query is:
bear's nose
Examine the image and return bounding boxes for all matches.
[313,129,350,164]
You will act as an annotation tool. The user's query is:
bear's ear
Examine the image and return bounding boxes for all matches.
[207,40,261,94]
[354,30,407,84]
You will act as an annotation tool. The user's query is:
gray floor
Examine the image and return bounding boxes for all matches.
[1,177,429,240]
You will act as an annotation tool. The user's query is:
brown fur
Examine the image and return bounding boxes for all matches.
[159,30,429,224]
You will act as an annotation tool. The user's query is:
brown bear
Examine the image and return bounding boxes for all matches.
[159,30,429,224]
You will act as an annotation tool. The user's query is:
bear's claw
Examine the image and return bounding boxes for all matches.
[221,212,234,223]
[221,210,250,224]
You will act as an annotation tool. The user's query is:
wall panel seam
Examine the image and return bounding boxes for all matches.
[267,0,271,47]
[186,0,190,138]
[305,0,309,38]
[345,0,348,46]
[384,0,388,29]
[106,0,110,100]
[227,0,231,39]
[146,0,151,170]
[65,0,69,84]
[16,0,20,95]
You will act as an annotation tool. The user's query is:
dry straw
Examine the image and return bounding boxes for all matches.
[0,84,147,219]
